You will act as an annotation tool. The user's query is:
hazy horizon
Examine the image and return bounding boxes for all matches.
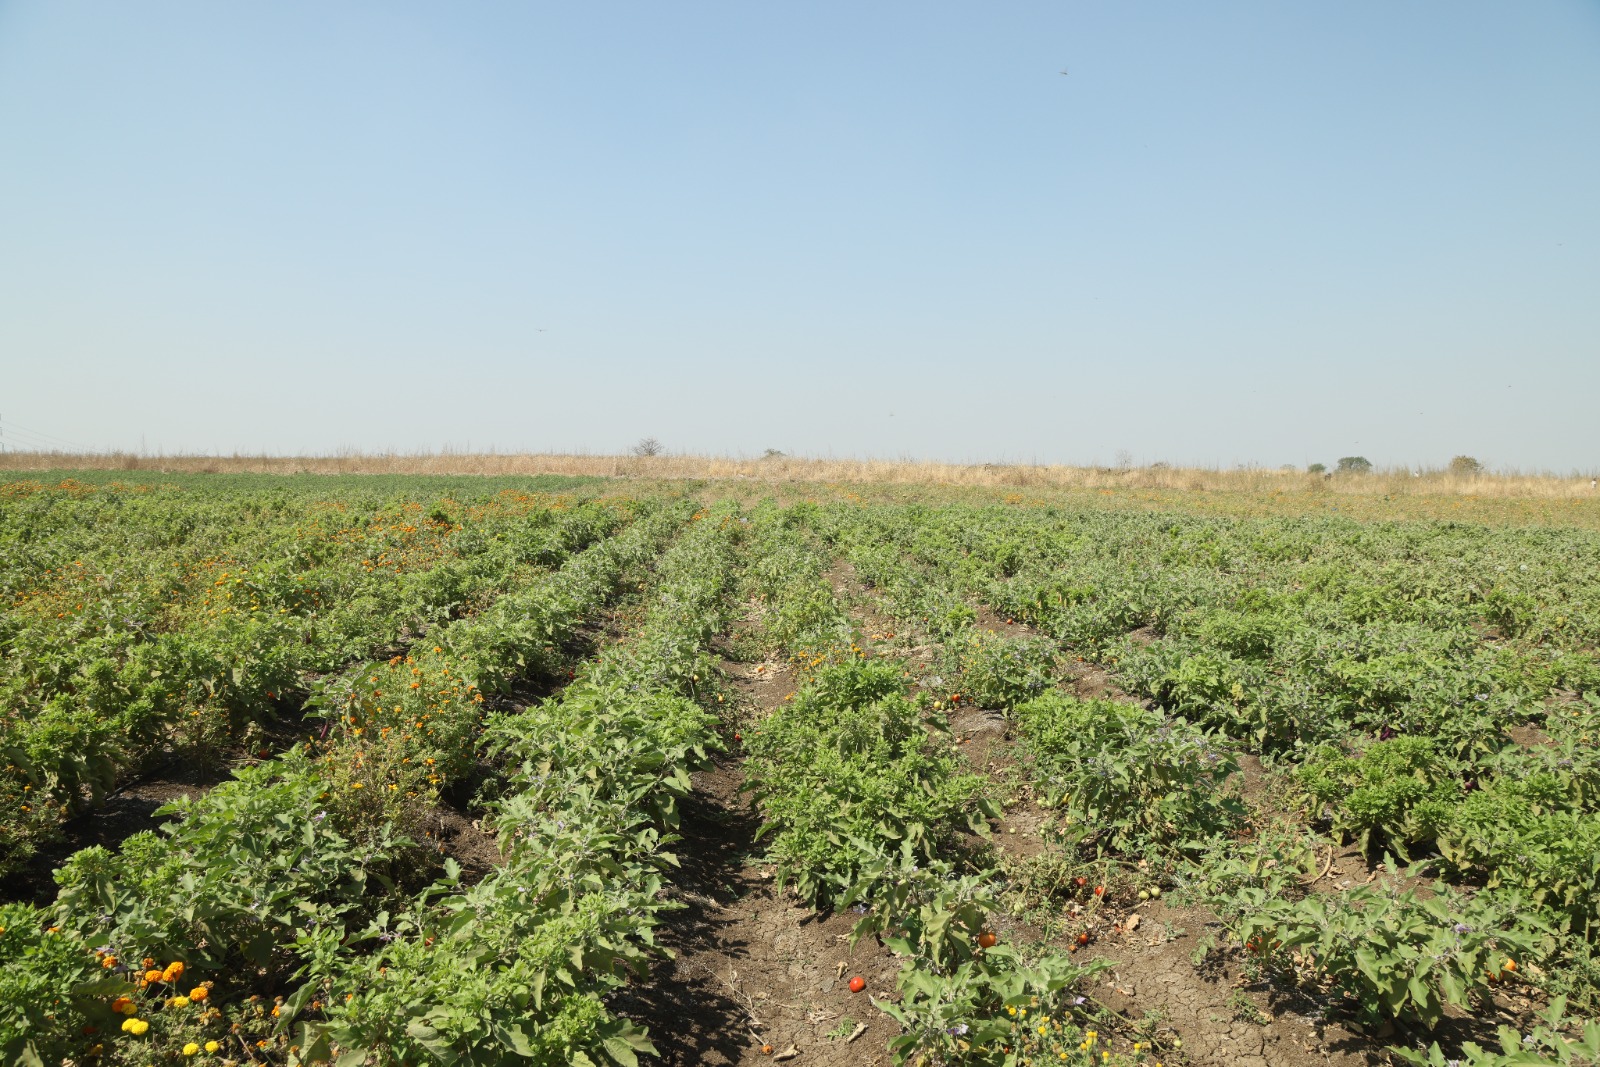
[3,3,1597,470]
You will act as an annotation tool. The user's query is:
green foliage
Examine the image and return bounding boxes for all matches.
[1338,456,1374,473]
[944,630,1057,709]
[1295,736,1460,856]
[1436,777,1600,937]
[1185,819,1325,923]
[9,477,1600,1062]
[1233,878,1546,1029]
[1392,996,1600,1066]
[1015,692,1243,856]
[743,660,996,906]
[53,754,406,971]
[0,485,630,877]
[844,857,1118,1067]
[0,902,103,1067]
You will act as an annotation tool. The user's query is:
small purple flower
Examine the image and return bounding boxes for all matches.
[1072,996,1087,1007]
[948,1024,969,1036]
[1453,922,1472,934]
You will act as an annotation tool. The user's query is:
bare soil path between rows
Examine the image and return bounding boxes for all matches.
[619,626,902,1066]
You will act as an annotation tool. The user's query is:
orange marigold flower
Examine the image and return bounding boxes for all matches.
[144,969,164,983]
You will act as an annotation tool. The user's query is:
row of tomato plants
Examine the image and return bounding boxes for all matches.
[822,503,1600,1064]
[1,482,623,878]
[281,500,743,1065]
[737,504,1153,1067]
[0,498,695,1066]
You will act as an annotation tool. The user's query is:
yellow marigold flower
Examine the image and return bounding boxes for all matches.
[205,1042,220,1053]
[111,996,134,1014]
[172,995,191,1008]
[121,1017,149,1035]
[183,1042,201,1056]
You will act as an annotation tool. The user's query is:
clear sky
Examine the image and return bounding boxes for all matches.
[2,3,1597,471]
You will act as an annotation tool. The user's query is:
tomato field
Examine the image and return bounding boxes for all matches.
[3,471,1599,1067]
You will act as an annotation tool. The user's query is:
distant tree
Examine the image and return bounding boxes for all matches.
[1448,455,1483,476]
[630,437,663,457]
[1336,456,1372,474]
[763,448,786,459]
[1113,449,1133,470]
[1307,463,1327,474]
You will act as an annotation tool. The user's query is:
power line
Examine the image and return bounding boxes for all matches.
[0,416,98,454]
[7,418,92,450]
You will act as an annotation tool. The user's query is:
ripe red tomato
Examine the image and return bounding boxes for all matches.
[1093,885,1105,897]
[977,931,997,949]
[1076,932,1089,946]
[848,976,866,993]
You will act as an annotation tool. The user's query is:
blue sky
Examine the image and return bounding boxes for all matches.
[2,2,1597,470]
